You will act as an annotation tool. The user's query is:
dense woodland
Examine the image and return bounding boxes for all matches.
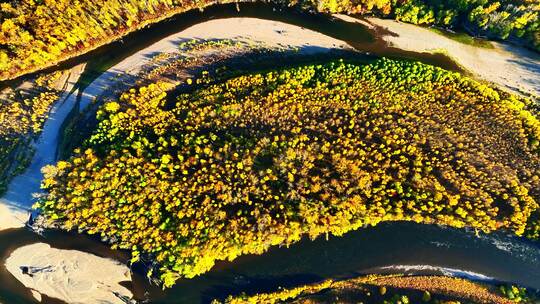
[37,59,540,287]
[0,0,538,80]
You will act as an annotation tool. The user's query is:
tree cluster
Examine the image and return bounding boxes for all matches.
[37,59,540,287]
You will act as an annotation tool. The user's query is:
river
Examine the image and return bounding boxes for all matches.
[0,2,538,304]
[1,222,539,303]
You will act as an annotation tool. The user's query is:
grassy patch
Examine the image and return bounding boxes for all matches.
[429,27,494,49]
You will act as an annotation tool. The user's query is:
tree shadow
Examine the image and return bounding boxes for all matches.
[201,273,323,303]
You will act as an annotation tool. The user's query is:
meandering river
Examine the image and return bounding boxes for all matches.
[0,3,538,303]
[1,222,539,303]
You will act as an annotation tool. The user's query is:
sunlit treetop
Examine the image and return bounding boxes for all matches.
[37,58,540,287]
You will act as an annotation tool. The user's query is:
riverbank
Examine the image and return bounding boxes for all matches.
[363,17,540,97]
[5,243,132,304]
[0,204,28,231]
[0,64,85,233]
[89,17,351,84]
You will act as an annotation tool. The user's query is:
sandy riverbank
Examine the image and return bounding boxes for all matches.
[0,204,29,231]
[362,17,539,97]
[1,64,85,207]
[0,64,85,233]
[78,17,352,111]
[5,243,132,304]
[99,17,351,89]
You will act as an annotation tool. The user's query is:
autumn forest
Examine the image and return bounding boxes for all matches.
[0,0,539,303]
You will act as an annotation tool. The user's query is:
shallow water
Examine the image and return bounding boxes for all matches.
[0,3,537,304]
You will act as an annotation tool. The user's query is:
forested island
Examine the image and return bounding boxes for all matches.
[37,59,540,287]
[0,0,539,303]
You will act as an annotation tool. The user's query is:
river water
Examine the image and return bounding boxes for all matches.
[0,3,537,304]
[1,222,539,303]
